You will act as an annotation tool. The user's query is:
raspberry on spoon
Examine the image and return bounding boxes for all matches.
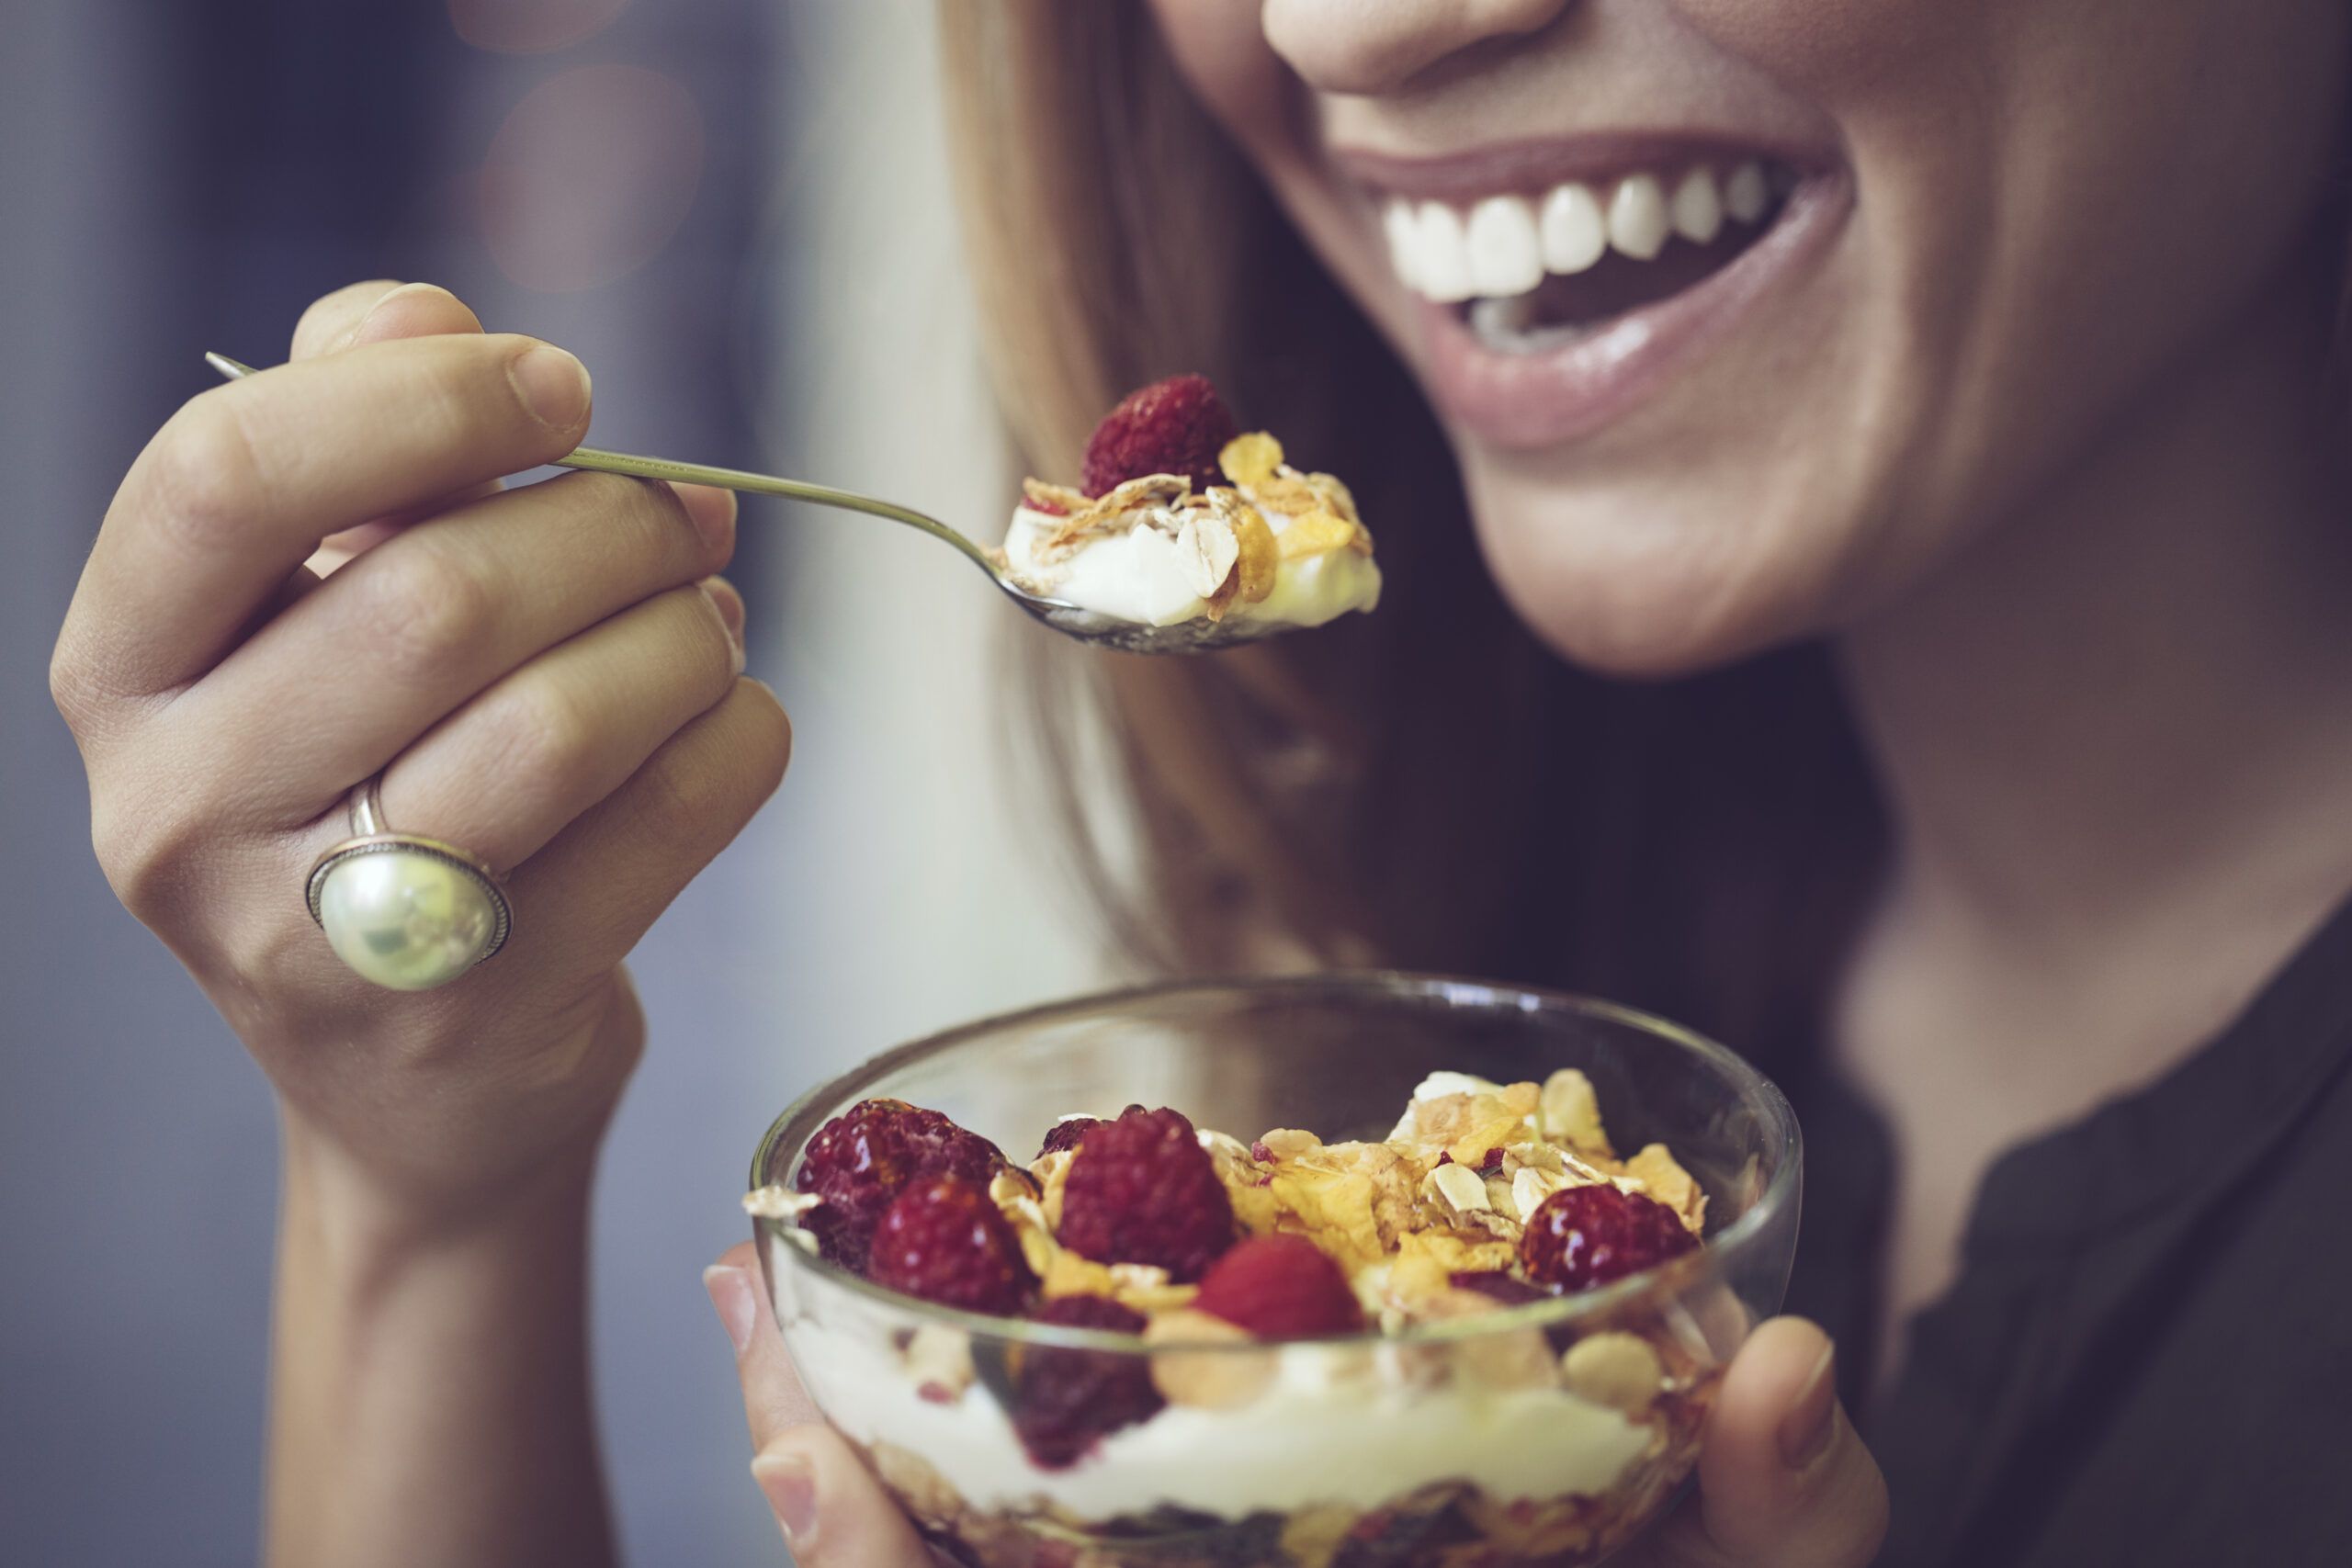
[1519,1185,1698,1292]
[865,1175,1038,1315]
[1079,374,1239,497]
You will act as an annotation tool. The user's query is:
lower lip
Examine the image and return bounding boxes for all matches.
[1412,173,1855,451]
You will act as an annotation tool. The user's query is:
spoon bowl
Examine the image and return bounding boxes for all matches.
[206,353,1302,655]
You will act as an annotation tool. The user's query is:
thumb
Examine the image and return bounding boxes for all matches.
[1648,1316,1888,1568]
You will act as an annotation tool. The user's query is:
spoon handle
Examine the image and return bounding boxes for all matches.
[552,447,993,569]
[201,353,999,575]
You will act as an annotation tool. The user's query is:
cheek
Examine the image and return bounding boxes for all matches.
[1634,0,2350,630]
[1148,0,1294,139]
[1146,0,1428,361]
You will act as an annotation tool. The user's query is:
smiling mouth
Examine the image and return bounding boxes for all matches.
[1337,139,1848,447]
[1375,156,1802,351]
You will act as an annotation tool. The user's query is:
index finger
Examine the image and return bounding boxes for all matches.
[63,332,591,701]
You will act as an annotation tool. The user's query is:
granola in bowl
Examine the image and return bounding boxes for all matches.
[747,1069,1727,1568]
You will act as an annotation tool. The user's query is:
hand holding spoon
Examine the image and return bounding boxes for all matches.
[205,353,1301,654]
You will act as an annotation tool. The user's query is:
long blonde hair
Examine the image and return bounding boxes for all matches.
[939,6,1883,1073]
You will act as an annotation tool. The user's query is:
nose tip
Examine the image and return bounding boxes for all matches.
[1261,0,1577,96]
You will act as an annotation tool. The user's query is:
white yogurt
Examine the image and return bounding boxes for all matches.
[785,1313,1651,1521]
[1002,503,1382,631]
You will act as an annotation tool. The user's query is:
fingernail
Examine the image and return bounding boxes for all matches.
[702,580,748,671]
[364,280,444,326]
[334,283,404,347]
[672,481,738,555]
[752,1451,817,1547]
[704,1264,755,1357]
[509,344,592,430]
[1778,1344,1839,1470]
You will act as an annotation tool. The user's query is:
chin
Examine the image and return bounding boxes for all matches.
[1458,458,1845,680]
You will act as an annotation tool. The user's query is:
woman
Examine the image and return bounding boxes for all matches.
[50,1,2352,1564]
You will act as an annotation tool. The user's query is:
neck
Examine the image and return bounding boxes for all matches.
[1842,260,2352,994]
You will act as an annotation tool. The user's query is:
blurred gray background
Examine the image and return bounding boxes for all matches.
[2,3,1104,1561]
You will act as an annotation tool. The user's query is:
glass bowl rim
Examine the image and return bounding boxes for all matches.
[749,970,1800,1354]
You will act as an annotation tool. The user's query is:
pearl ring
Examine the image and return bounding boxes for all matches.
[306,779,513,991]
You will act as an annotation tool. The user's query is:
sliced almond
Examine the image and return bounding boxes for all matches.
[1144,1308,1277,1409]
[1510,1165,1570,1221]
[902,1324,975,1402]
[1428,1160,1493,1213]
[1173,508,1241,602]
[1458,1325,1561,1392]
[1560,1331,1663,1416]
[742,1184,822,1221]
[1539,1068,1611,1156]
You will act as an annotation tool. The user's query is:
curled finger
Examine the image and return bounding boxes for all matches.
[499,675,790,976]
[364,579,746,876]
[189,470,737,818]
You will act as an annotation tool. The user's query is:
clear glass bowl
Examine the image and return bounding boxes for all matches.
[749,974,1800,1568]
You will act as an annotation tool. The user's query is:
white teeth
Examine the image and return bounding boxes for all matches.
[1381,201,1421,291]
[1669,166,1723,245]
[1385,160,1786,303]
[1412,201,1474,303]
[1606,174,1669,261]
[1538,182,1607,275]
[1724,160,1769,225]
[1464,195,1544,297]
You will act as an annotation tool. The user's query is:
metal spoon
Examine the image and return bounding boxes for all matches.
[205,353,1292,654]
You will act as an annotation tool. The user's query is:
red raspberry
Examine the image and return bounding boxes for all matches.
[1057,1106,1235,1282]
[1519,1185,1698,1292]
[1079,374,1239,497]
[1192,1235,1363,1339]
[865,1176,1037,1314]
[794,1099,1005,1270]
[1012,1295,1161,1469]
[1036,1116,1106,1159]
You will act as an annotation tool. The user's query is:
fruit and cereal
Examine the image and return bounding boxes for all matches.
[753,1072,1712,1482]
[998,375,1381,630]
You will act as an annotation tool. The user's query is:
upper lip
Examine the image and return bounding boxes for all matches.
[1331,134,1827,203]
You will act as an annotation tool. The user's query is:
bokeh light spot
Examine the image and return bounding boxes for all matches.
[447,0,631,54]
[477,64,706,295]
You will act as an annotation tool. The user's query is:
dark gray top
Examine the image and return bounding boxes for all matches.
[1787,895,2352,1565]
